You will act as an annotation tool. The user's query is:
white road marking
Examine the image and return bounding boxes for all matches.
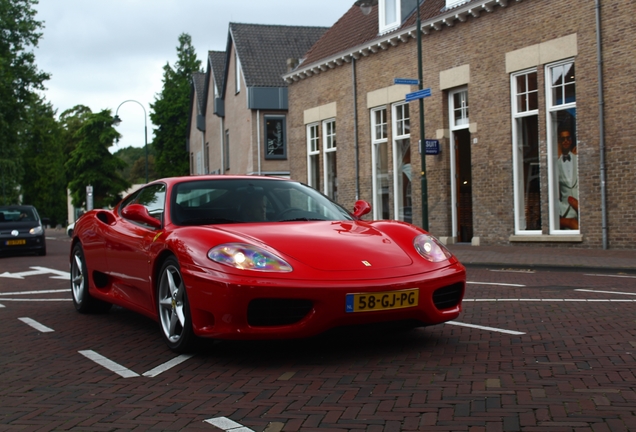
[0,266,69,280]
[0,289,69,296]
[490,269,536,273]
[575,289,636,296]
[78,350,194,379]
[18,317,54,333]
[204,417,255,432]
[79,350,140,378]
[585,273,636,279]
[0,298,71,302]
[142,354,194,377]
[467,281,526,287]
[446,321,525,335]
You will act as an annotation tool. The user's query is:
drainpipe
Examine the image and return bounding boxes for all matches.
[257,110,262,175]
[352,57,360,200]
[595,0,608,249]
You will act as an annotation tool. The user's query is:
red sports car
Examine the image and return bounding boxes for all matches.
[70,176,465,352]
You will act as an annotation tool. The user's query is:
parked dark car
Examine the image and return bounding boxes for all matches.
[0,205,47,256]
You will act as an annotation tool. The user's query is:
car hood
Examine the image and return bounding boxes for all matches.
[214,221,414,271]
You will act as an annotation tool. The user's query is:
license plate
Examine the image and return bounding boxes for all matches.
[346,288,419,313]
[6,239,26,246]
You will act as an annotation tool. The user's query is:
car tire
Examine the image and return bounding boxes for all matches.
[157,257,195,353]
[70,243,111,313]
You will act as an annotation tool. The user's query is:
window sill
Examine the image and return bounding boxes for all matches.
[509,234,583,243]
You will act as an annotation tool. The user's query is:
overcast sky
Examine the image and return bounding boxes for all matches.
[33,0,353,150]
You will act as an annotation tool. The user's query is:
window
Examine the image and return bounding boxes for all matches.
[235,51,241,94]
[379,0,400,34]
[204,142,210,174]
[323,120,337,201]
[511,70,541,233]
[452,90,469,127]
[546,61,578,232]
[371,107,390,219]
[121,183,166,226]
[307,123,320,189]
[264,116,287,160]
[392,103,411,223]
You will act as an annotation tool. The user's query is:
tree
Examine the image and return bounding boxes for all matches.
[0,0,50,204]
[65,110,131,209]
[20,96,67,226]
[114,145,157,184]
[150,33,202,178]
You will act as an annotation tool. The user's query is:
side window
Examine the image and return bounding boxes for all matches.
[547,61,578,232]
[121,183,166,225]
[264,115,287,160]
[307,123,320,188]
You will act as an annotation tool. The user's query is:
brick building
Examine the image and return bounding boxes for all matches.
[282,0,635,249]
[187,23,327,177]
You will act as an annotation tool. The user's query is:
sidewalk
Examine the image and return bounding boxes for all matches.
[446,243,636,273]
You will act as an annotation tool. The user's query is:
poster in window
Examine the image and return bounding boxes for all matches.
[265,116,286,160]
[555,110,578,230]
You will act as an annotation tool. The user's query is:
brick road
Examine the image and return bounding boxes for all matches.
[1,232,635,431]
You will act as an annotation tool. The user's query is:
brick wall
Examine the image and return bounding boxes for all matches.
[288,0,635,249]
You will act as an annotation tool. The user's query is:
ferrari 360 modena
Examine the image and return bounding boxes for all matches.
[70,176,466,352]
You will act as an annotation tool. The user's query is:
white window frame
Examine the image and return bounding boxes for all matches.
[322,119,337,200]
[306,123,320,188]
[448,87,469,238]
[391,102,411,222]
[371,107,388,219]
[235,50,241,94]
[379,0,400,34]
[545,59,578,234]
[511,69,540,235]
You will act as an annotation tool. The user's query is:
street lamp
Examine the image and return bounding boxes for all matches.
[113,100,149,183]
[357,0,428,230]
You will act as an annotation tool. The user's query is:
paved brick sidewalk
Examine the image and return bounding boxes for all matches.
[446,243,636,272]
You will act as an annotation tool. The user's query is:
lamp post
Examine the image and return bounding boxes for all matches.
[356,0,428,230]
[113,100,149,183]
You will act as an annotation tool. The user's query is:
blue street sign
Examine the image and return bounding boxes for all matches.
[425,139,440,155]
[419,139,440,155]
[394,78,420,85]
[405,88,432,102]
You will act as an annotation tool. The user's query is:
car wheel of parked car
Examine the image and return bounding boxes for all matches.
[157,257,195,352]
[70,243,111,313]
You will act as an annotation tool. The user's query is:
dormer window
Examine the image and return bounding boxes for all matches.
[376,0,422,34]
[445,0,468,9]
[379,0,400,34]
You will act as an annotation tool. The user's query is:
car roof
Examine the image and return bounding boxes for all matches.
[150,175,292,188]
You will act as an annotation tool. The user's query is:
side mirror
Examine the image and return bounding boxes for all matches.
[122,204,162,228]
[352,200,371,219]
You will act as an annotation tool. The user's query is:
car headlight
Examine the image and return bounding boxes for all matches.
[29,226,43,235]
[208,243,293,272]
[413,234,452,263]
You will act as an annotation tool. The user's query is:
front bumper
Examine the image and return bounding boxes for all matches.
[183,262,466,340]
[0,235,46,254]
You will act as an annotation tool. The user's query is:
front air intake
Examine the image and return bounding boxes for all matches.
[247,298,313,327]
[432,283,464,310]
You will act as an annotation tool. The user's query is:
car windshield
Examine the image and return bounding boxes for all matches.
[0,207,36,223]
[171,178,353,225]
